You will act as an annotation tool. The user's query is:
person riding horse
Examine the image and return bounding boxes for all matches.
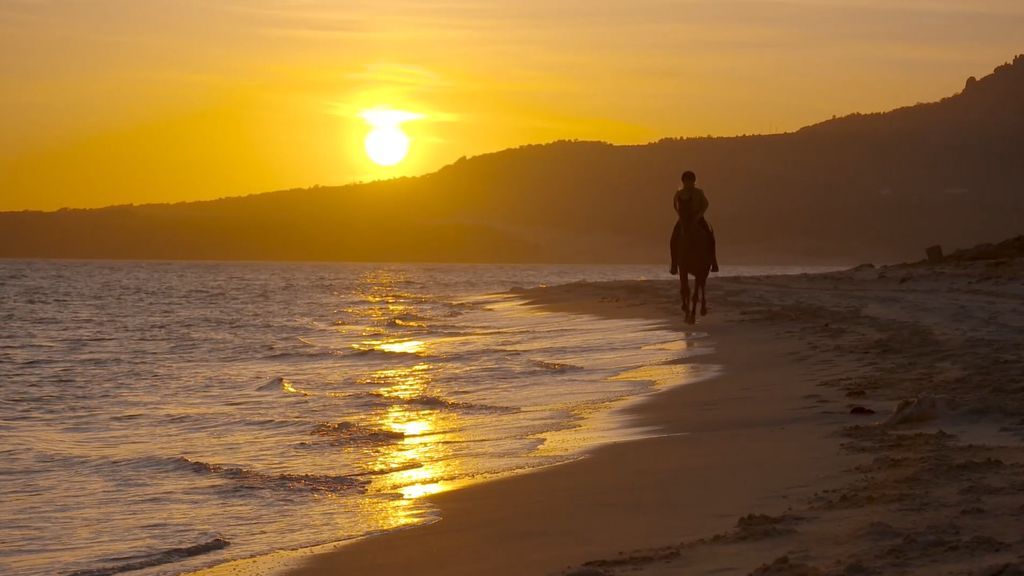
[670,170,719,275]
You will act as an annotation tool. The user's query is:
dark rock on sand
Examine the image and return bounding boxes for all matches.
[731,514,798,540]
[883,394,953,426]
[840,560,879,575]
[946,235,1024,262]
[748,555,823,576]
[974,562,1024,576]
[564,568,611,576]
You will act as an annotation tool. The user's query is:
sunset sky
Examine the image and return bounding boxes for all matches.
[1,0,1022,211]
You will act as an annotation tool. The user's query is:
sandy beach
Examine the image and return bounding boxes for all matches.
[195,250,1024,576]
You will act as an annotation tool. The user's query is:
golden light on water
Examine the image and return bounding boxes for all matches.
[400,481,446,499]
[344,272,458,520]
[383,407,434,438]
[388,450,449,500]
[353,339,426,355]
[358,109,423,167]
[370,364,432,400]
[360,363,457,508]
[378,340,426,354]
[377,411,454,501]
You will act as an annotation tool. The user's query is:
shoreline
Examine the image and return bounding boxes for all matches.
[260,278,861,576]
[193,257,1024,575]
[183,296,725,576]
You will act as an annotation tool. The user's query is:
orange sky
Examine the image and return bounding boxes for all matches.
[1,0,1022,211]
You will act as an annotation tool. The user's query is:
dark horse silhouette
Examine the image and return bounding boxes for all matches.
[672,222,713,324]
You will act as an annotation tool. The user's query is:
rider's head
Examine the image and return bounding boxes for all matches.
[681,171,697,185]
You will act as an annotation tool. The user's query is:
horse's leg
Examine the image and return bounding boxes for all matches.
[689,278,698,324]
[679,272,690,313]
[699,272,709,316]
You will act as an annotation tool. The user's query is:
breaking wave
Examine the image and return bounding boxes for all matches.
[176,457,367,494]
[64,537,229,576]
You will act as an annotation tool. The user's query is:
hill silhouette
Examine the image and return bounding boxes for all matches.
[3,55,1023,264]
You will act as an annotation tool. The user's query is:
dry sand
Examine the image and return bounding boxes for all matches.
[530,258,1024,576]
[207,255,1024,576]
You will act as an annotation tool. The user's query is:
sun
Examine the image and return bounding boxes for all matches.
[365,126,409,166]
[359,109,423,167]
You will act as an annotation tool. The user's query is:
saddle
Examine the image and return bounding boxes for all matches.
[677,220,714,265]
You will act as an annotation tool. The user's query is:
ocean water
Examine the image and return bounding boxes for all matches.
[0,260,822,576]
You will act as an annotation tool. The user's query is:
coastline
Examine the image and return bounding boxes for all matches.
[245,278,860,575]
[194,257,1024,575]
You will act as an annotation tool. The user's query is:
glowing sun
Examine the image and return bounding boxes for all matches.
[359,109,422,167]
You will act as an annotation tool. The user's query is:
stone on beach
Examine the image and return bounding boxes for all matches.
[884,394,954,426]
[880,391,950,424]
[748,556,823,576]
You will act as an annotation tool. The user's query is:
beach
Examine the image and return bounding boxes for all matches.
[5,7,1023,576]
[242,254,1024,576]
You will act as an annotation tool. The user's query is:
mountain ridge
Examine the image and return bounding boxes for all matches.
[2,55,1022,264]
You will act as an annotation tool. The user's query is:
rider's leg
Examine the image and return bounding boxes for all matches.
[703,219,720,272]
[669,220,681,275]
[700,276,709,315]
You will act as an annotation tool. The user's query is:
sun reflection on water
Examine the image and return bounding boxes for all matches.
[400,481,446,499]
[360,361,457,511]
[382,407,435,438]
[353,339,427,355]
[378,340,426,354]
[369,363,431,400]
[337,270,461,513]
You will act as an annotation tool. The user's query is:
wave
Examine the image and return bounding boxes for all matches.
[311,421,405,444]
[259,349,339,361]
[256,376,308,395]
[366,391,517,414]
[349,346,427,357]
[404,394,459,409]
[386,318,428,329]
[176,457,367,494]
[65,537,229,576]
[531,359,584,372]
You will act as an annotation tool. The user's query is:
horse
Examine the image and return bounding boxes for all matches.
[672,222,713,324]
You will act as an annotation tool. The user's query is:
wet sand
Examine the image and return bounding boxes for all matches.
[201,256,1024,576]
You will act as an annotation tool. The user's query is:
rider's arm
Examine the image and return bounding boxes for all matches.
[673,190,681,216]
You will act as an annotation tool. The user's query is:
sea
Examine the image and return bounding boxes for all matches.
[0,260,827,576]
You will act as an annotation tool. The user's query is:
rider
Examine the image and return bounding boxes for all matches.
[670,170,719,275]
